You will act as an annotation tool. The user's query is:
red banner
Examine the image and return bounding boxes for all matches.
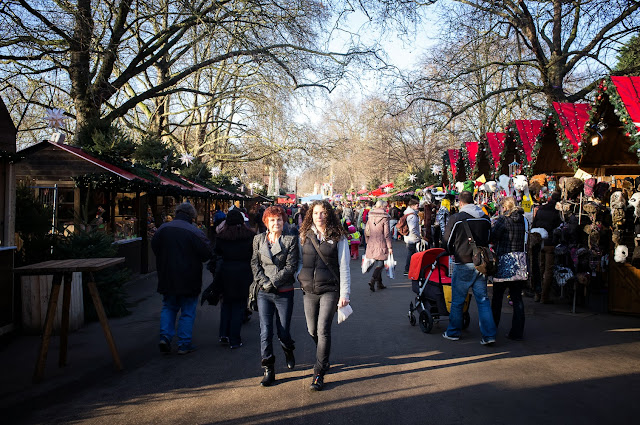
[448,149,460,179]
[465,141,479,171]
[514,120,543,162]
[486,133,506,170]
[553,102,592,153]
[612,76,640,135]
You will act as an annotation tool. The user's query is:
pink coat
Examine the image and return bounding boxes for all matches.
[364,208,393,260]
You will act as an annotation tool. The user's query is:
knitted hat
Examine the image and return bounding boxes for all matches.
[584,178,596,197]
[226,209,244,225]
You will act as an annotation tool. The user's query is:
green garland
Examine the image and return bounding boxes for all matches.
[504,122,530,175]
[461,144,473,179]
[580,77,640,163]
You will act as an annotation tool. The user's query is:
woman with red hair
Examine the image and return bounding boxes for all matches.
[251,206,299,386]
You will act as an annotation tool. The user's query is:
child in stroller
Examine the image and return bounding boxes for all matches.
[407,248,472,333]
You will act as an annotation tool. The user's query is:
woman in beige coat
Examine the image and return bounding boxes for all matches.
[365,200,393,291]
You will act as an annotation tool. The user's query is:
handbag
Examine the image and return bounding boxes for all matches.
[493,252,528,282]
[248,280,260,311]
[201,255,224,306]
[461,220,497,276]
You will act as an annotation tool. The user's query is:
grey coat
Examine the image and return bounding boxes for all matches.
[364,208,393,261]
[251,233,299,292]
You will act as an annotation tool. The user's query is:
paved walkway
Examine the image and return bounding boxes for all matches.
[2,239,640,424]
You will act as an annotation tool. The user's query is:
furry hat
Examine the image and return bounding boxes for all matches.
[583,202,601,215]
[530,174,547,188]
[584,178,597,197]
[497,174,511,191]
[561,177,584,199]
[610,191,627,209]
[612,208,626,227]
[612,229,622,245]
[629,192,640,219]
[593,181,610,201]
[615,245,629,263]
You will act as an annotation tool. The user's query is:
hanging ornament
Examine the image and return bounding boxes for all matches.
[408,174,417,183]
[384,186,392,193]
[431,165,443,175]
[44,108,67,129]
[210,166,221,176]
[180,152,194,166]
[231,176,240,185]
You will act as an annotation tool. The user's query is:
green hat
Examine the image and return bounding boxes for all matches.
[463,180,475,193]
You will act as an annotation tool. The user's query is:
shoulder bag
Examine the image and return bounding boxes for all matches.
[308,234,341,283]
[461,220,497,276]
[493,217,529,282]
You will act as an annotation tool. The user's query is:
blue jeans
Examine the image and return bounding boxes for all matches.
[257,290,295,360]
[303,291,339,375]
[219,299,245,346]
[404,242,417,273]
[160,294,198,347]
[445,263,496,340]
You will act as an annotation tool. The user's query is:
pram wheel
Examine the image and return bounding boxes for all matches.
[408,302,417,326]
[462,312,471,330]
[419,310,433,333]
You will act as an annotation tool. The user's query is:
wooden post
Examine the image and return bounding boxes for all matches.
[59,272,72,366]
[87,273,123,371]
[33,273,62,383]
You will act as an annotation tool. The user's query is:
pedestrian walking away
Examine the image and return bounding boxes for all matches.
[151,202,214,355]
[298,200,351,391]
[442,191,497,345]
[402,198,421,276]
[490,197,528,341]
[214,209,256,349]
[364,200,393,291]
[251,206,299,387]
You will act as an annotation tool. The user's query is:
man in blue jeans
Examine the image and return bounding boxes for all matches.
[152,202,213,354]
[442,191,497,345]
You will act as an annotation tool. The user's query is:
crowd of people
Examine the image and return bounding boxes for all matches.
[151,189,561,389]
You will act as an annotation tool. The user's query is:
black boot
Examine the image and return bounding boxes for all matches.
[260,356,275,387]
[376,278,386,290]
[283,346,295,370]
[368,278,375,292]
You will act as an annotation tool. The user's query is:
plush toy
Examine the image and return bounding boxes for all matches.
[455,181,464,193]
[513,175,528,192]
[497,174,511,192]
[615,245,629,263]
[628,192,640,219]
[612,229,622,245]
[561,177,584,200]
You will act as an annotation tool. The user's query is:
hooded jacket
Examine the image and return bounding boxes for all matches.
[364,208,392,260]
[444,203,491,264]
[403,206,421,244]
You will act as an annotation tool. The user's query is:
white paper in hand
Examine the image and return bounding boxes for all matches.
[337,304,353,324]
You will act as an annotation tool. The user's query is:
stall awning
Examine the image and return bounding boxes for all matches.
[611,76,640,136]
[553,102,592,155]
[514,120,543,162]
[485,133,506,171]
[447,149,461,181]
[464,141,479,174]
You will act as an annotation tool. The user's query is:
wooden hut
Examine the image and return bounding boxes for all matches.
[506,120,543,177]
[581,76,640,315]
[472,138,493,180]
[0,97,17,335]
[482,132,506,178]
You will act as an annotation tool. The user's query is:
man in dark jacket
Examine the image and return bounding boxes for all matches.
[531,191,562,303]
[152,202,213,354]
[442,191,497,345]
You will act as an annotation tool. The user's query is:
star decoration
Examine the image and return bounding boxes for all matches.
[408,174,417,183]
[210,166,221,176]
[431,165,442,175]
[231,177,240,185]
[179,152,194,166]
[384,186,391,193]
[44,108,67,129]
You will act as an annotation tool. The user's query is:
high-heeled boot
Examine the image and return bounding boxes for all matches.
[260,356,275,387]
[283,346,295,370]
[376,278,386,290]
[368,278,375,292]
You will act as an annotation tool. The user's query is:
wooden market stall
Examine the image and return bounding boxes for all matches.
[446,148,467,184]
[0,97,18,336]
[15,140,245,274]
[471,138,493,180]
[462,141,479,180]
[580,76,640,315]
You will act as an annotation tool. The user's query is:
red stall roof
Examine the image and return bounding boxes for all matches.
[513,120,543,162]
[553,102,592,153]
[611,76,640,136]
[464,141,479,173]
[447,149,461,180]
[485,133,506,170]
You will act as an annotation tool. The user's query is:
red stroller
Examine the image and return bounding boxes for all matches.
[407,248,472,333]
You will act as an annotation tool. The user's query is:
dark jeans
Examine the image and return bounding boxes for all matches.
[303,291,339,375]
[219,299,245,346]
[404,242,417,273]
[491,280,525,339]
[257,290,295,360]
[372,260,384,281]
[530,242,542,293]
